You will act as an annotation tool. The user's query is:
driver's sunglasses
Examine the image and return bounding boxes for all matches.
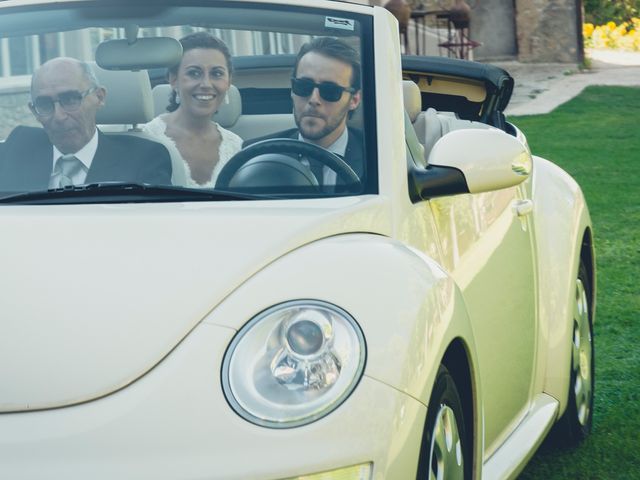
[30,87,98,116]
[291,77,356,102]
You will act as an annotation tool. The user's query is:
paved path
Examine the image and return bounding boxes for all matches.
[492,50,640,116]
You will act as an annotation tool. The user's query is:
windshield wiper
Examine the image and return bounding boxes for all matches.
[0,182,266,205]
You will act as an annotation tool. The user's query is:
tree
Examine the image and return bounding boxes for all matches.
[584,0,639,24]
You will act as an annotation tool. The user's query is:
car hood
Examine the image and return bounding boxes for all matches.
[0,196,388,412]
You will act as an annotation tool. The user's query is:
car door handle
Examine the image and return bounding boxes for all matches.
[513,199,533,217]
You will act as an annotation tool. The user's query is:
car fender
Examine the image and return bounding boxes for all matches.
[531,156,594,414]
[205,232,484,434]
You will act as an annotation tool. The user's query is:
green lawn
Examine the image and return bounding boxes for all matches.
[510,86,640,479]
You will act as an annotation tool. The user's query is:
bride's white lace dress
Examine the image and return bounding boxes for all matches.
[143,114,243,188]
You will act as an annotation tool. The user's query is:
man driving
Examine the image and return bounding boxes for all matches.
[246,37,363,188]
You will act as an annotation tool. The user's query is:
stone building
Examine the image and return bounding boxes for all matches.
[473,0,584,62]
[362,0,584,63]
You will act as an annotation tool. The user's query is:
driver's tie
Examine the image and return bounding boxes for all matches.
[310,161,324,186]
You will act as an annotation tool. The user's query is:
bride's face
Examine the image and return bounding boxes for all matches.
[171,48,231,119]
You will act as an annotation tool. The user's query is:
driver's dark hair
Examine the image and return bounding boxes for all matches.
[293,36,361,90]
[166,32,233,112]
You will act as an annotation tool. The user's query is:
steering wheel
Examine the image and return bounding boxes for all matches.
[215,138,361,189]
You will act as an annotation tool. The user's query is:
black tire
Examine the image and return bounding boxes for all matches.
[549,260,595,447]
[416,364,470,480]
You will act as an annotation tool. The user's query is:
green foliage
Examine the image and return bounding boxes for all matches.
[584,0,639,24]
[510,86,640,479]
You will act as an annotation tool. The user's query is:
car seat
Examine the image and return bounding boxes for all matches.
[90,62,186,185]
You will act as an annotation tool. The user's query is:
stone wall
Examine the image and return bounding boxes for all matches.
[374,0,584,64]
[515,0,583,63]
[471,0,518,60]
[0,84,38,140]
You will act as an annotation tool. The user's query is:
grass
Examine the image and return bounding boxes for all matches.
[510,86,640,479]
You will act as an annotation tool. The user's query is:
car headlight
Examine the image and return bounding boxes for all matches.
[222,300,366,428]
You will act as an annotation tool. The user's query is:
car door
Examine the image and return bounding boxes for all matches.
[428,179,537,456]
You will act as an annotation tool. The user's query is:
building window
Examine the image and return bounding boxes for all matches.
[39,33,61,64]
[9,36,34,75]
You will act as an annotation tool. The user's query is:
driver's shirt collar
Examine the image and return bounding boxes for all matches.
[298,128,348,186]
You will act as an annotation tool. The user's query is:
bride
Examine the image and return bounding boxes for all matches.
[143,32,242,188]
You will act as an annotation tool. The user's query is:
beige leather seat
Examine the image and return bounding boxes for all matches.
[92,64,154,130]
[402,79,493,164]
[402,80,426,166]
[416,109,492,160]
[90,63,186,185]
[403,79,422,126]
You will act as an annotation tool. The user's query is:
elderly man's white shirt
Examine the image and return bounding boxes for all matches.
[51,128,99,185]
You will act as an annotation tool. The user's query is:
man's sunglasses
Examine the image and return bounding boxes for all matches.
[291,77,356,102]
[30,87,97,116]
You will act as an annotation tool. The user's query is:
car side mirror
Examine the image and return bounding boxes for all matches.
[409,129,531,201]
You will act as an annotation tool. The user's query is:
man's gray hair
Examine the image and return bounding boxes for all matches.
[78,60,99,87]
[30,57,100,97]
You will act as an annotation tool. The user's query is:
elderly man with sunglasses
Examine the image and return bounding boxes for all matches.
[0,57,171,191]
[245,37,363,189]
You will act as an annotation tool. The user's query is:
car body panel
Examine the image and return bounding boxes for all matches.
[204,233,481,406]
[373,6,407,203]
[0,321,425,480]
[0,197,390,412]
[0,0,595,478]
[530,156,594,413]
[427,182,537,457]
[483,392,558,479]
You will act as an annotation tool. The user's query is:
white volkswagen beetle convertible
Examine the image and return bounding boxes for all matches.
[0,0,595,479]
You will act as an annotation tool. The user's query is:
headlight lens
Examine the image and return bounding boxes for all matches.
[222,300,366,428]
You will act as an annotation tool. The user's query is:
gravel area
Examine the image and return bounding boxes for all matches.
[489,49,640,116]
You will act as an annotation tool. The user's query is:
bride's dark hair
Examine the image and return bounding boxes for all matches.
[166,32,233,112]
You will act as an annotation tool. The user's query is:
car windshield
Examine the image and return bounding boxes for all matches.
[0,1,376,204]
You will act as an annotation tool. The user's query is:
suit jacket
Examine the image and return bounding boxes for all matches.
[243,127,365,184]
[0,126,171,191]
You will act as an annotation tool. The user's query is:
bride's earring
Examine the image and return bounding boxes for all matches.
[224,94,229,105]
[175,90,181,105]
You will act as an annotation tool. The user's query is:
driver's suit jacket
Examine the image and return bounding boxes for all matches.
[242,127,365,187]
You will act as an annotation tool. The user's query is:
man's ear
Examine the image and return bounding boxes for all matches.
[95,86,107,107]
[28,102,44,124]
[349,90,361,111]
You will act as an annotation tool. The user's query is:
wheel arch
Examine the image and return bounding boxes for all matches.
[441,338,478,477]
[580,226,596,321]
[415,336,482,480]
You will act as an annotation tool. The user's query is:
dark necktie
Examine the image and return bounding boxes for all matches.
[311,153,345,186]
[310,161,324,185]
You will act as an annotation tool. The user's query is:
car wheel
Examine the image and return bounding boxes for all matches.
[417,364,469,480]
[551,260,594,447]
